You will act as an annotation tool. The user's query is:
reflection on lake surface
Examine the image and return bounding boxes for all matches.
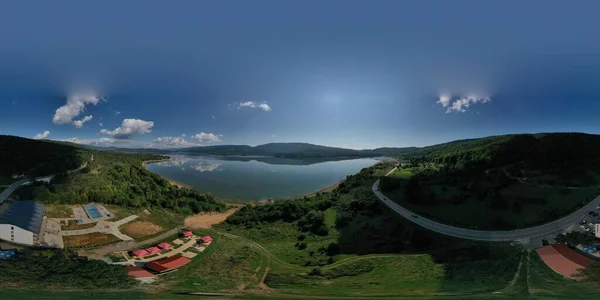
[146,155,380,201]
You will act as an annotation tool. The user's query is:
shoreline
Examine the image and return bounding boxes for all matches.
[302,180,343,198]
[142,157,195,190]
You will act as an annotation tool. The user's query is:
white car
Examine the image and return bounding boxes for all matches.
[584,227,591,232]
[580,225,587,230]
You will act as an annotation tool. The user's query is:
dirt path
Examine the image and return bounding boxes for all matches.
[184,209,237,229]
[502,251,524,292]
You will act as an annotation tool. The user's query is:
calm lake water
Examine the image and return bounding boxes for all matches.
[146,155,380,201]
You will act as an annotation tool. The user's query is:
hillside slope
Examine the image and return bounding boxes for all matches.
[403,133,600,176]
[0,135,85,178]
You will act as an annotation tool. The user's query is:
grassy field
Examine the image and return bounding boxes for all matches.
[43,204,76,218]
[106,204,185,242]
[150,225,527,298]
[391,167,414,179]
[63,232,121,248]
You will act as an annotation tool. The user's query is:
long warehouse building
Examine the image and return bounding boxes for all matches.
[0,200,45,245]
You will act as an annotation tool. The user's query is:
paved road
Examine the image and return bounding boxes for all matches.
[373,167,600,241]
[0,162,88,204]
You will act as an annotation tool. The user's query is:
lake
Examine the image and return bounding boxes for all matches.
[145,155,380,201]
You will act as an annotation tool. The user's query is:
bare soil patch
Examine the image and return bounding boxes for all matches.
[184,209,237,229]
[61,220,97,230]
[63,233,120,247]
[121,221,164,238]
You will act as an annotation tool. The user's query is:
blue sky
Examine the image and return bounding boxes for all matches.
[1,1,600,149]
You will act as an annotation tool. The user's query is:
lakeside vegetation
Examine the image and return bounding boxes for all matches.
[13,149,227,216]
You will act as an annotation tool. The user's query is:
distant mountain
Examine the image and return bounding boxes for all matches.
[177,142,418,158]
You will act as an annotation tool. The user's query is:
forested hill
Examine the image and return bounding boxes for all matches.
[2,135,226,214]
[179,142,418,158]
[403,132,600,174]
[0,135,85,177]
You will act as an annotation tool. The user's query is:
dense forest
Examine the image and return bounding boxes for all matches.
[0,248,135,289]
[403,133,600,177]
[14,149,226,215]
[0,135,85,178]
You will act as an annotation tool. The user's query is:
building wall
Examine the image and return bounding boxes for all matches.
[0,224,33,245]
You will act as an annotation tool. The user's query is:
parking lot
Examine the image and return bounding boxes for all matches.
[575,205,600,233]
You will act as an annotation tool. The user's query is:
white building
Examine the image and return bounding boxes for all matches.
[0,200,45,245]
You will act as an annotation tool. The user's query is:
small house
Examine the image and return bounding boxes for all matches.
[200,236,213,244]
[158,242,172,249]
[182,231,193,238]
[132,249,149,257]
[146,246,161,254]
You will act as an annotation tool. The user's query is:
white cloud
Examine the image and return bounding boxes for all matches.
[53,93,101,126]
[191,132,221,143]
[237,101,271,111]
[239,101,256,108]
[72,115,93,128]
[33,130,50,140]
[114,110,121,115]
[436,94,491,113]
[99,122,103,127]
[99,119,154,139]
[271,135,276,138]
[258,103,271,111]
[437,94,451,107]
[153,135,194,147]
[212,115,216,120]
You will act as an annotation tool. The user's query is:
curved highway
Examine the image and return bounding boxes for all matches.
[373,167,600,241]
[0,161,88,204]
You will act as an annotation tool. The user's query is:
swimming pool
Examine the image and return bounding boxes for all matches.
[84,204,102,219]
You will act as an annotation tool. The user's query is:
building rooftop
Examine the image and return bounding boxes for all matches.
[124,266,156,278]
[146,254,191,273]
[536,244,596,280]
[0,200,45,234]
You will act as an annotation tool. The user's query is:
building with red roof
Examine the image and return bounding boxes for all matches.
[146,246,161,254]
[158,242,172,249]
[124,266,156,283]
[182,231,193,238]
[536,244,596,279]
[145,254,192,273]
[200,236,212,243]
[132,249,149,257]
[125,266,155,278]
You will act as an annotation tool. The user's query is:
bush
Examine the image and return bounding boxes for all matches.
[308,268,322,276]
[0,248,136,289]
